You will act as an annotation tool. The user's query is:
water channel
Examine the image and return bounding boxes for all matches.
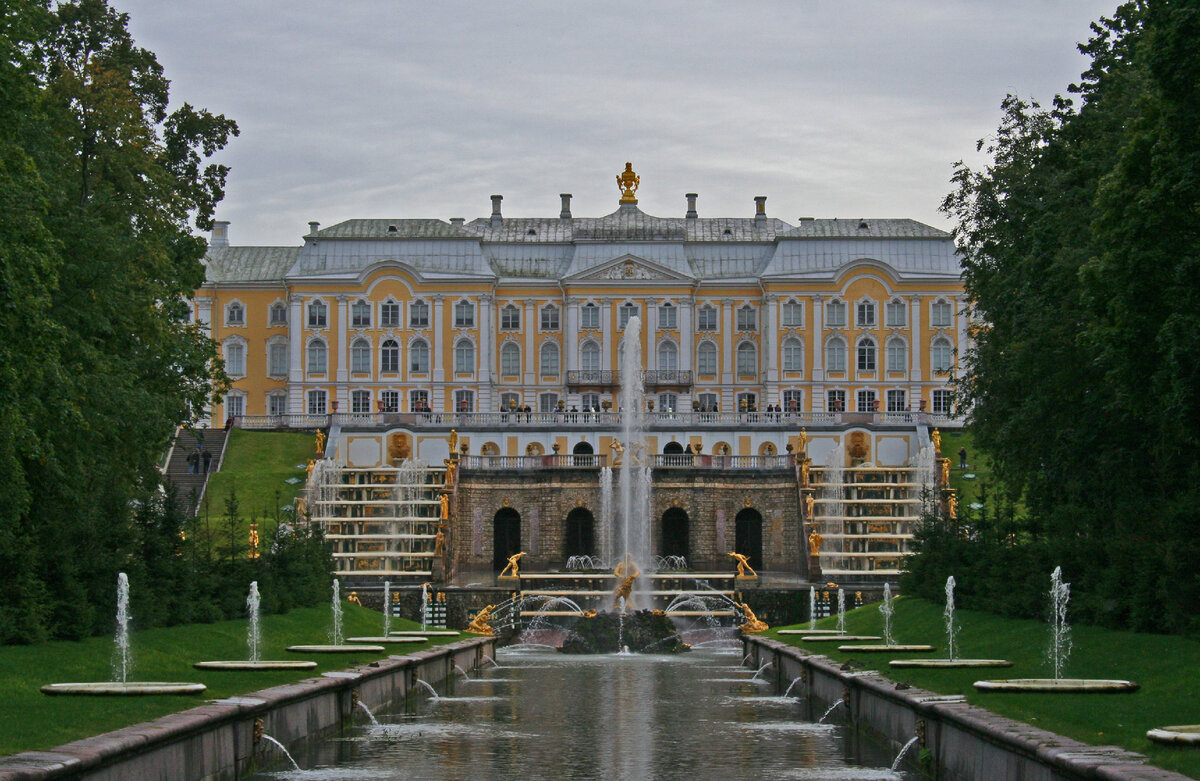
[250,645,912,780]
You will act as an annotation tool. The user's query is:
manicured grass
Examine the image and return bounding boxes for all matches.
[766,597,1200,778]
[940,428,988,507]
[200,430,317,527]
[0,603,458,757]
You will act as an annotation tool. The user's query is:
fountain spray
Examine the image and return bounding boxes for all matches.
[112,573,131,683]
[836,589,846,635]
[1048,566,1072,679]
[382,580,391,637]
[330,579,344,646]
[879,583,896,647]
[615,315,652,594]
[247,581,262,662]
[944,575,959,661]
[809,587,817,631]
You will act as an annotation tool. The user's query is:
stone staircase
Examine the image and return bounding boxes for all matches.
[164,428,229,516]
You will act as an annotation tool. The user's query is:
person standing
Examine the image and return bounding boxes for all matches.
[958,447,968,469]
[202,449,213,473]
[187,448,199,474]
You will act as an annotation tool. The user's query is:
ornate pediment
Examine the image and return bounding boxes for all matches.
[575,255,690,282]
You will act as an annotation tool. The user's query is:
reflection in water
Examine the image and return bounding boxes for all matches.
[252,648,908,781]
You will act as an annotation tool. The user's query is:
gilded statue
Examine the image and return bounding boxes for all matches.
[443,459,457,486]
[248,522,260,559]
[947,493,958,520]
[808,528,824,557]
[804,492,816,520]
[347,591,362,606]
[612,555,640,611]
[737,603,769,634]
[306,459,315,481]
[439,493,450,521]
[448,429,459,455]
[798,427,809,454]
[931,428,942,455]
[315,429,326,455]
[583,609,597,618]
[466,605,495,635]
[940,458,951,486]
[729,551,758,580]
[800,458,811,486]
[434,527,447,557]
[499,551,526,579]
[616,162,640,204]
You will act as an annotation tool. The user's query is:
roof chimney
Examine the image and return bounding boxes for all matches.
[308,221,320,235]
[449,217,465,227]
[685,193,698,219]
[560,193,572,219]
[210,220,229,248]
[754,196,767,224]
[490,194,503,227]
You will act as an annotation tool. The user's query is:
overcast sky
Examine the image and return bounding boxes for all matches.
[118,0,1119,246]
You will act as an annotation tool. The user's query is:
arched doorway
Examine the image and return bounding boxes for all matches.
[661,507,688,560]
[564,507,595,559]
[735,508,763,570]
[662,441,684,454]
[493,508,521,572]
[572,440,595,467]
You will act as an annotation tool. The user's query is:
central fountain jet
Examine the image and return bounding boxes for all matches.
[608,315,653,607]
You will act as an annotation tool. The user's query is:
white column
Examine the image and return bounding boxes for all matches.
[721,299,734,407]
[763,294,778,391]
[196,295,213,334]
[335,296,349,411]
[909,294,923,378]
[565,297,580,372]
[288,294,304,412]
[679,299,694,410]
[523,299,537,385]
[478,293,493,410]
[600,298,613,373]
[811,294,824,411]
[646,299,658,372]
[955,296,969,379]
[431,294,445,387]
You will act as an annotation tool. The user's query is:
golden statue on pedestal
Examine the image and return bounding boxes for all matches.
[804,492,816,520]
[612,554,640,611]
[808,528,824,557]
[940,458,951,486]
[798,427,809,454]
[737,603,769,634]
[439,493,450,521]
[443,458,457,486]
[448,429,459,455]
[434,526,447,557]
[248,522,260,559]
[729,552,757,580]
[800,457,811,486]
[466,605,495,635]
[499,551,526,579]
[931,428,942,455]
[947,493,958,519]
[315,429,326,455]
[616,162,640,204]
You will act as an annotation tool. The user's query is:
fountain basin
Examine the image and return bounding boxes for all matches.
[973,678,1139,693]
[837,644,935,653]
[890,659,1012,669]
[391,630,460,637]
[802,635,881,642]
[193,661,318,670]
[42,682,206,696]
[1147,725,1200,745]
[778,629,843,635]
[345,636,427,644]
[286,645,386,653]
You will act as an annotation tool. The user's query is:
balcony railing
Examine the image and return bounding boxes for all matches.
[460,454,610,470]
[565,370,693,388]
[459,454,794,470]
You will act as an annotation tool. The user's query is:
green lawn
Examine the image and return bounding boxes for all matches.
[767,597,1200,778]
[200,430,317,529]
[0,603,458,757]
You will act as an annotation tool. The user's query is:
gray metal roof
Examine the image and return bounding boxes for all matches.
[204,246,300,283]
[313,219,475,239]
[780,218,949,239]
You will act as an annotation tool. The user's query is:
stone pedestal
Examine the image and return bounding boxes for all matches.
[808,555,822,580]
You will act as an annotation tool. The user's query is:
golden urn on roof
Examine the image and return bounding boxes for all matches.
[617,162,640,204]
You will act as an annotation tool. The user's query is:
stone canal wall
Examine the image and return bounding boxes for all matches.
[743,636,1186,781]
[0,637,495,781]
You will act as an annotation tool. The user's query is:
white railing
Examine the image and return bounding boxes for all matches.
[460,454,610,470]
[649,454,795,469]
[459,453,794,470]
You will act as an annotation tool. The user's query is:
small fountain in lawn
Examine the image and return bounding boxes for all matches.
[195,582,318,670]
[776,587,842,638]
[891,575,1012,669]
[974,567,1138,692]
[836,584,935,653]
[43,573,208,696]
[287,579,387,654]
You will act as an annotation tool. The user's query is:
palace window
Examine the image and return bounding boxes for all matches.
[782,389,803,412]
[856,300,876,328]
[351,390,371,414]
[540,342,560,376]
[932,389,953,415]
[782,300,803,327]
[539,393,560,413]
[737,305,757,331]
[307,339,327,375]
[500,392,521,411]
[269,302,287,326]
[501,304,520,330]
[381,300,400,327]
[619,302,638,330]
[454,300,475,328]
[932,337,954,374]
[351,339,370,374]
[736,342,757,378]
[351,299,371,328]
[857,337,877,373]
[657,302,676,330]
[825,337,847,373]
[224,340,245,377]
[697,305,718,331]
[825,299,847,327]
[410,339,430,373]
[782,337,803,372]
[697,392,718,412]
[885,299,907,328]
[380,339,400,373]
[410,299,429,328]
[225,301,244,326]
[697,342,718,376]
[856,389,877,412]
[581,303,600,330]
[886,338,907,373]
[581,392,601,411]
[501,343,521,376]
[408,389,427,411]
[658,342,678,372]
[225,393,244,418]
[887,389,907,412]
[580,341,600,373]
[267,393,287,416]
[931,300,953,328]
[380,390,400,412]
[541,304,560,330]
[454,339,474,374]
[307,300,327,328]
[658,393,678,413]
[454,390,474,413]
[307,390,327,415]
[827,389,847,412]
[268,341,288,377]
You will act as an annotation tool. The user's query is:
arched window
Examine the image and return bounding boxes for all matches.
[351,338,371,374]
[540,342,560,376]
[380,339,400,373]
[410,339,429,373]
[500,342,521,376]
[269,302,287,326]
[826,337,847,373]
[224,340,245,377]
[307,339,327,375]
[454,300,475,328]
[857,337,877,372]
[782,337,803,372]
[307,299,327,328]
[454,339,474,374]
[886,338,907,373]
[932,337,954,373]
[657,301,677,329]
[697,341,718,376]
[580,341,600,373]
[736,342,757,377]
[658,341,678,371]
[825,299,847,327]
[225,301,244,326]
[351,299,371,328]
[581,302,600,330]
